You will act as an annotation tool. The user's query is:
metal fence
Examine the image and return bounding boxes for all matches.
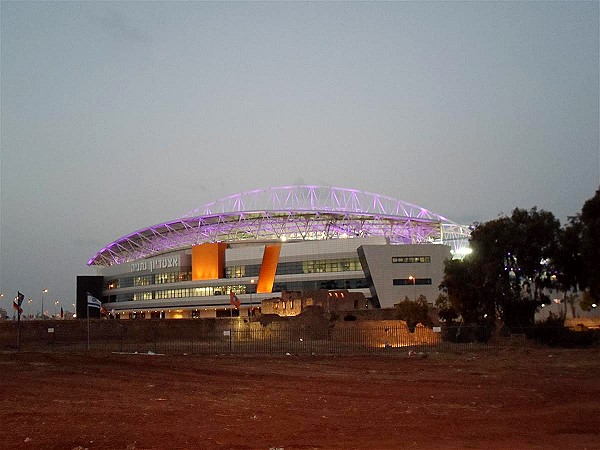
[0,322,519,355]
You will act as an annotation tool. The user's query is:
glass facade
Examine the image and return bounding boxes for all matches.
[301,258,362,273]
[273,278,368,292]
[106,270,192,290]
[103,257,366,303]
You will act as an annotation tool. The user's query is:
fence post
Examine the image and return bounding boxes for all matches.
[229,328,232,354]
[154,327,158,354]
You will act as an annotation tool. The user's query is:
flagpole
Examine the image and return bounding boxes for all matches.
[17,306,21,352]
[87,304,90,351]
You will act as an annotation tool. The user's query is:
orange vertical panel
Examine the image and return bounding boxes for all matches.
[256,244,281,294]
[192,243,227,280]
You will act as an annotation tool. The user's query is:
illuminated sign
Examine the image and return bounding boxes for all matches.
[130,256,180,273]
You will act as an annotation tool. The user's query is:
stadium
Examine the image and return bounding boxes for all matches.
[78,186,471,319]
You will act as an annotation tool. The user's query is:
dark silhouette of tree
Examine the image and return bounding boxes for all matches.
[395,296,431,332]
[440,207,560,329]
[551,216,583,317]
[439,188,599,327]
[579,188,600,305]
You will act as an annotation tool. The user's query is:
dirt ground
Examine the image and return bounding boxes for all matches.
[0,347,598,450]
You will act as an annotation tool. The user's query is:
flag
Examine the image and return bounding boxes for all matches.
[13,292,24,314]
[229,291,241,309]
[100,306,109,317]
[60,307,64,319]
[87,294,101,309]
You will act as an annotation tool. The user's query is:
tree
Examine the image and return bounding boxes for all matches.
[551,188,600,313]
[439,257,492,325]
[435,293,459,323]
[551,216,583,317]
[395,296,431,332]
[579,188,600,303]
[440,207,560,329]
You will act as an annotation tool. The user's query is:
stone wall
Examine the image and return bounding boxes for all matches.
[0,311,440,351]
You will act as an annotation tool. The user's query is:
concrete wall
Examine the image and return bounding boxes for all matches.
[359,244,450,308]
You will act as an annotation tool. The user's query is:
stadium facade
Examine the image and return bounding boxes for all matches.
[78,186,471,319]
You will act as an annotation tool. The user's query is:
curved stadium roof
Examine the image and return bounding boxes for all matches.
[88,186,471,267]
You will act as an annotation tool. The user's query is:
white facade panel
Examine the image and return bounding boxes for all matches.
[359,244,450,308]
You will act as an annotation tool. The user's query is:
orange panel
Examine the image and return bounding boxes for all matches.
[256,244,281,294]
[192,243,227,280]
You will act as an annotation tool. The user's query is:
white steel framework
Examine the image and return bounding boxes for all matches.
[89,186,471,267]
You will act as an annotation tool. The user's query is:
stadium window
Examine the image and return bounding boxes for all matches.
[393,278,432,286]
[392,256,431,264]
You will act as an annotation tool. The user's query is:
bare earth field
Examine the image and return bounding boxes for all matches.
[0,347,598,450]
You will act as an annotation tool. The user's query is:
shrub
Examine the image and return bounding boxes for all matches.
[395,297,432,332]
[530,314,600,348]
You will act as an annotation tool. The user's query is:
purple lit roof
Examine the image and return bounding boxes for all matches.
[88,186,471,266]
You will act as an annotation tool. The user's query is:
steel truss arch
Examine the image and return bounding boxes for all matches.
[88,186,471,267]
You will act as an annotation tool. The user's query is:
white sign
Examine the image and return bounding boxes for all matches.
[223,330,230,336]
[47,328,55,333]
[433,326,441,333]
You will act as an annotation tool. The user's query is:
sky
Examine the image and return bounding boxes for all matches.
[1,1,598,314]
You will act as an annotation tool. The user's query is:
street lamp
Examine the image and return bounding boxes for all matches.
[408,275,416,301]
[41,289,48,319]
[54,300,60,317]
[250,279,256,317]
[27,299,32,318]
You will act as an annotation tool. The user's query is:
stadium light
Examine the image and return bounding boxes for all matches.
[456,247,472,256]
[41,289,48,320]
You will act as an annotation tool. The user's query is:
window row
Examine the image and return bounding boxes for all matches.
[301,258,362,274]
[392,278,432,286]
[392,256,431,264]
[106,271,192,290]
[106,257,363,291]
[106,278,368,303]
[133,285,248,301]
[225,258,362,278]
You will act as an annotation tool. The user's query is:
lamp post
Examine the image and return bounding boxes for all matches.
[250,279,255,317]
[27,299,32,318]
[408,275,416,301]
[41,289,48,319]
[54,300,60,318]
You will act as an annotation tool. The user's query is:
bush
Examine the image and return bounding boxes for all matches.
[395,297,432,332]
[442,324,493,343]
[530,314,600,348]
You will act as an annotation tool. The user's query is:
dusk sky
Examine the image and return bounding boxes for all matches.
[1,1,598,314]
